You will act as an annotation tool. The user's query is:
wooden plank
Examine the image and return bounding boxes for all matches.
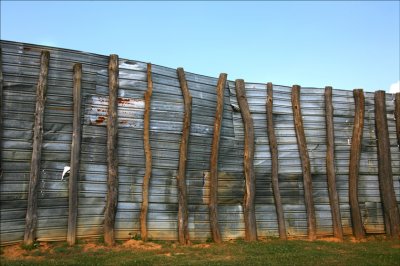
[67,63,82,246]
[104,54,119,246]
[24,50,50,245]
[374,91,400,238]
[176,67,192,245]
[349,89,365,239]
[395,93,400,149]
[291,85,316,240]
[324,86,343,240]
[209,73,227,243]
[140,63,153,241]
[266,83,286,240]
[235,79,257,242]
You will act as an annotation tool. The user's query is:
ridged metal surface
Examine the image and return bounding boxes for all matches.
[0,40,399,245]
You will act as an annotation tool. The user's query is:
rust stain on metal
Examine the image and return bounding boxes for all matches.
[95,116,106,124]
[117,97,143,106]
[117,97,131,106]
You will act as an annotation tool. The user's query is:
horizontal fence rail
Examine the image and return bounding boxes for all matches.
[0,40,399,245]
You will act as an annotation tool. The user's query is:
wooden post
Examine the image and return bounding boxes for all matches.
[348,89,365,239]
[266,83,287,240]
[67,63,83,246]
[395,93,400,149]
[140,63,153,241]
[235,79,257,242]
[374,91,400,238]
[291,85,317,241]
[176,67,192,245]
[209,73,227,243]
[104,54,119,246]
[0,47,3,178]
[24,50,50,245]
[324,86,343,240]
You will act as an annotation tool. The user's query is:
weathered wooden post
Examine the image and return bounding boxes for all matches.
[0,48,3,178]
[291,85,316,240]
[67,63,82,246]
[235,79,257,242]
[176,67,192,245]
[374,91,400,238]
[266,83,286,240]
[24,50,50,245]
[209,73,227,243]
[324,86,343,240]
[140,63,153,241]
[348,89,365,239]
[104,54,119,246]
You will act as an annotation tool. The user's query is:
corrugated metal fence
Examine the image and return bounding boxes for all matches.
[1,40,399,245]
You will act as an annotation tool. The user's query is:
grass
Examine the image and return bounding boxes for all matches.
[1,236,399,266]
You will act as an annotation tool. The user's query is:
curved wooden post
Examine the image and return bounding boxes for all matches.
[67,63,82,246]
[209,73,227,243]
[375,91,400,238]
[235,79,257,242]
[104,54,119,246]
[324,86,343,240]
[177,67,192,245]
[24,50,50,245]
[348,89,365,239]
[291,85,316,240]
[266,83,286,240]
[140,63,153,241]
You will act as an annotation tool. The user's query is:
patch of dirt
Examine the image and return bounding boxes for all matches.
[318,237,343,243]
[192,243,211,248]
[1,243,52,261]
[120,239,161,250]
[349,237,368,243]
[391,244,400,249]
[82,242,106,252]
[2,245,28,259]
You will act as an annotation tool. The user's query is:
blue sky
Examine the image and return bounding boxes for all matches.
[1,1,399,92]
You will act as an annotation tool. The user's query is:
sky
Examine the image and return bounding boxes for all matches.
[1,1,399,92]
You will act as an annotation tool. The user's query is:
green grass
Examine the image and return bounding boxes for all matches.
[1,237,399,266]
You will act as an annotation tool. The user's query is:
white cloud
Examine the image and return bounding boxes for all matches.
[389,81,400,94]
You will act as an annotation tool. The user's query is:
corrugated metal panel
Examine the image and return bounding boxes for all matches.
[0,40,110,244]
[1,40,399,245]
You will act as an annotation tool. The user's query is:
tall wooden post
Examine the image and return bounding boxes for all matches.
[266,83,286,240]
[324,86,343,240]
[348,89,365,239]
[67,63,83,246]
[235,79,257,242]
[104,54,119,246]
[291,85,316,240]
[176,67,192,245]
[0,48,3,178]
[374,91,400,238]
[209,73,227,243]
[24,50,50,245]
[140,63,153,241]
[395,93,400,149]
